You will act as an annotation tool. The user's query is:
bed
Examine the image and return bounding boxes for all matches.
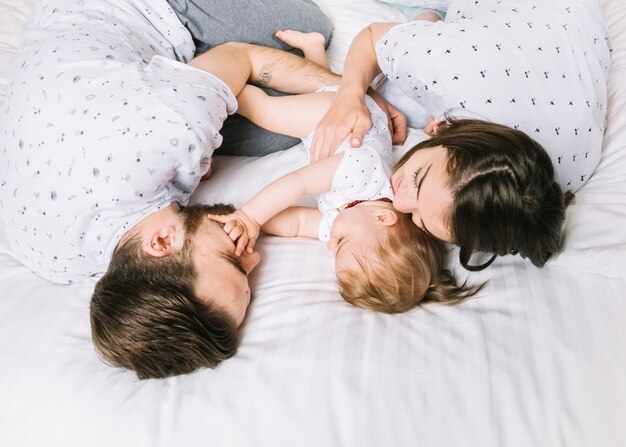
[0,0,625,446]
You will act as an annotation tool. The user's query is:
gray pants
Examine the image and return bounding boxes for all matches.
[167,0,333,156]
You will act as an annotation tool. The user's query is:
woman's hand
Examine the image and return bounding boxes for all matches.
[207,209,260,256]
[309,88,407,162]
[309,89,372,162]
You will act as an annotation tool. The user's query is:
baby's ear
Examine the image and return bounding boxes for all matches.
[373,208,398,226]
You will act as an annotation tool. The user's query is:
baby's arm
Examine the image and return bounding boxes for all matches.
[262,207,322,239]
[210,152,343,254]
[236,85,335,138]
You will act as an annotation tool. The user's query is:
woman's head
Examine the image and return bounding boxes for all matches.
[393,118,568,270]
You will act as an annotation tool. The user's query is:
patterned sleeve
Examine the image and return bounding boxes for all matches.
[143,55,237,153]
[375,19,504,121]
[375,20,451,118]
[140,55,238,187]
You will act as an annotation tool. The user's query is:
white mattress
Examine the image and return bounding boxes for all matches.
[1,1,625,446]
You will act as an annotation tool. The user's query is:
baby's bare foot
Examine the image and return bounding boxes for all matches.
[275,30,326,53]
[276,30,329,68]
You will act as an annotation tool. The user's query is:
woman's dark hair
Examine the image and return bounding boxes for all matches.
[395,118,570,271]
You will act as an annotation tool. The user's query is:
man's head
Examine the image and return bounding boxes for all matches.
[90,203,260,379]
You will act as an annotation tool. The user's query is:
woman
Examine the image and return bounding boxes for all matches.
[310,0,610,270]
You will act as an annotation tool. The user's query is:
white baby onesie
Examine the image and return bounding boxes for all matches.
[302,90,394,242]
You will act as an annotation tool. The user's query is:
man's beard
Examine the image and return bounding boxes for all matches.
[178,203,236,236]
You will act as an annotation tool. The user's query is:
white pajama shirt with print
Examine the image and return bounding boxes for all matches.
[375,0,611,192]
[0,0,237,283]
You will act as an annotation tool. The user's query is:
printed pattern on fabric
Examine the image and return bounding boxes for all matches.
[302,89,394,242]
[0,0,237,283]
[375,0,611,192]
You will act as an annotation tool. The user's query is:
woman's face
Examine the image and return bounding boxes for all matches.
[391,145,455,242]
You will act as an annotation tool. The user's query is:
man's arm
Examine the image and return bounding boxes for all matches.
[188,42,341,98]
[262,207,322,239]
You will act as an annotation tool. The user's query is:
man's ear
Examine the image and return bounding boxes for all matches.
[373,208,398,226]
[144,227,179,258]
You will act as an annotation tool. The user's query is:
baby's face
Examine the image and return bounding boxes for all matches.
[327,203,390,274]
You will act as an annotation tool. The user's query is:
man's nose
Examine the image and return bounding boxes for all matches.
[237,250,261,274]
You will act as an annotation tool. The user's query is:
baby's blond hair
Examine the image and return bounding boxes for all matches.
[338,213,481,314]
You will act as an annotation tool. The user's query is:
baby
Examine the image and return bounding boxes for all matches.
[210,30,479,313]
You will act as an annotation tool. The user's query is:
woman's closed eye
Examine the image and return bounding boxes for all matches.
[412,168,422,192]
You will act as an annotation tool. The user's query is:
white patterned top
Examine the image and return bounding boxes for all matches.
[375,0,611,192]
[0,0,237,283]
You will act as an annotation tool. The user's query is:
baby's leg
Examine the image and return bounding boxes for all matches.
[275,30,329,69]
[237,85,335,138]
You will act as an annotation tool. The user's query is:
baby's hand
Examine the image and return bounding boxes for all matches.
[207,209,260,256]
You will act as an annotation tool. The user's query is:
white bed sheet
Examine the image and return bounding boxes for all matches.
[0,1,625,446]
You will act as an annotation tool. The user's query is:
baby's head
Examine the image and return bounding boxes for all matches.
[328,201,475,314]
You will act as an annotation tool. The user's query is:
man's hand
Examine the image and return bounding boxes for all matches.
[207,209,260,256]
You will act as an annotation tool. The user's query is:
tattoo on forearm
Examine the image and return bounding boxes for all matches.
[255,65,272,87]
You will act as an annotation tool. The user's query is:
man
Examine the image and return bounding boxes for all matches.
[0,0,341,378]
[0,0,406,379]
[90,39,350,379]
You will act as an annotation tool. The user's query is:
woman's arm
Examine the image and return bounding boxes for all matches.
[309,22,401,161]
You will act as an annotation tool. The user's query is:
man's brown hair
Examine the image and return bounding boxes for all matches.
[90,204,240,379]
